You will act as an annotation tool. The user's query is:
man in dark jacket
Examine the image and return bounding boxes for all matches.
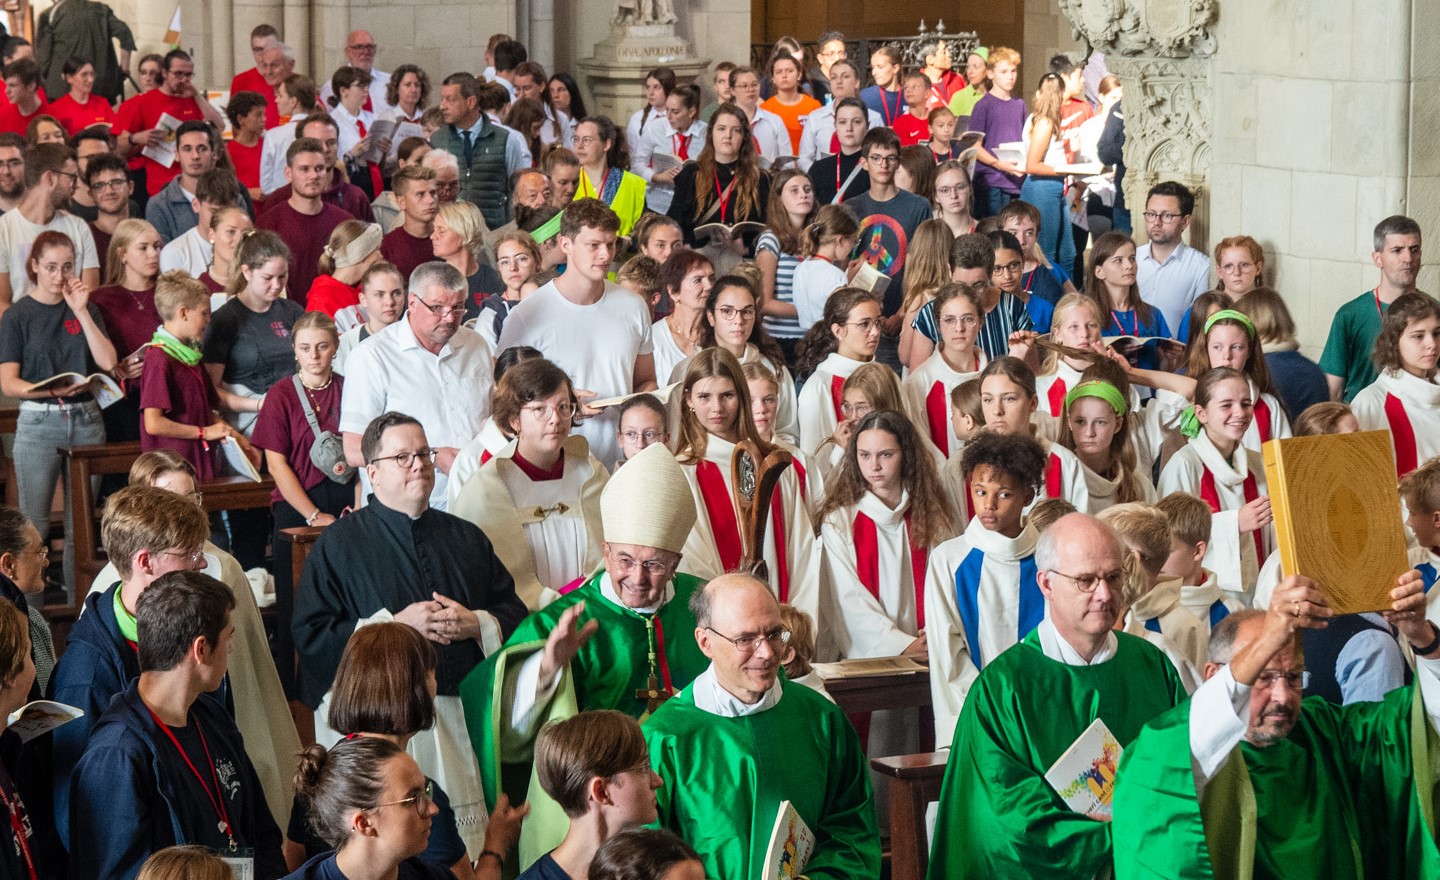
[69,570,286,880]
[35,0,135,103]
[1096,98,1128,233]
[47,486,209,849]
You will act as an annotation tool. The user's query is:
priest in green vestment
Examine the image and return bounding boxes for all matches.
[645,572,881,880]
[460,443,712,867]
[928,513,1188,879]
[1113,572,1440,880]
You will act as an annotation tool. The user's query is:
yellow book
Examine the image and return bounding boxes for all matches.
[1262,430,1407,614]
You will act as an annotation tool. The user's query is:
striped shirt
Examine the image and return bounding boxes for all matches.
[756,231,806,339]
[913,291,1032,359]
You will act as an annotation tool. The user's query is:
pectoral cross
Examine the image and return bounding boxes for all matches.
[636,674,671,713]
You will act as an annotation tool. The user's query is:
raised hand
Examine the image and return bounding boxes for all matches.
[538,602,599,685]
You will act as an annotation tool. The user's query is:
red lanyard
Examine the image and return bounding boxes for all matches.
[0,784,36,880]
[713,170,732,223]
[835,154,844,198]
[1374,289,1383,321]
[1111,309,1136,336]
[1023,268,1036,293]
[148,710,235,849]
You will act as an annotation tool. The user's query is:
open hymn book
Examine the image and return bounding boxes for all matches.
[26,372,124,408]
[8,700,83,744]
[762,800,814,879]
[1045,717,1123,821]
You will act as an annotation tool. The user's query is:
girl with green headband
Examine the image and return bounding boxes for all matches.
[1186,307,1290,454]
[1350,292,1440,481]
[1157,366,1273,596]
[977,356,1091,512]
[1057,363,1155,513]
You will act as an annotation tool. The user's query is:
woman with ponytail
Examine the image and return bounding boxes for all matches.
[1186,307,1291,452]
[1350,292,1440,481]
[794,287,880,455]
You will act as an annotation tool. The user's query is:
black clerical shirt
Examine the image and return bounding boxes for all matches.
[292,498,528,707]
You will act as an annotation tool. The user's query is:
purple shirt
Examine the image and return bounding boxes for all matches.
[139,348,221,480]
[252,373,344,504]
[91,285,160,361]
[970,92,1027,194]
[381,227,436,283]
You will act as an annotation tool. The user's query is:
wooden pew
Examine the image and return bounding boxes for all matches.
[279,525,325,748]
[0,405,16,508]
[871,752,947,880]
[823,667,936,753]
[60,441,275,613]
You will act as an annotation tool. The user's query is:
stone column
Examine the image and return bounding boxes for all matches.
[577,20,708,121]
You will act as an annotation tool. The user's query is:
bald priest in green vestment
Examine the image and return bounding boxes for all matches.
[460,443,712,868]
[1113,572,1440,880]
[927,513,1187,879]
[645,572,882,880]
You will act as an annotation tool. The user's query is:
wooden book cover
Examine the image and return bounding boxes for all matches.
[1262,430,1407,614]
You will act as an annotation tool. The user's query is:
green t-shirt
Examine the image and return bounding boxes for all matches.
[1318,289,1384,402]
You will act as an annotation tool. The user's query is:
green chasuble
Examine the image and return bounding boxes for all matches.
[1112,679,1440,880]
[928,629,1186,880]
[645,678,881,880]
[459,570,710,867]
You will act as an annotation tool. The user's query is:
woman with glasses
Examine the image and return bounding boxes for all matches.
[932,160,977,238]
[795,287,880,457]
[674,349,821,624]
[902,283,987,459]
[450,359,609,610]
[473,231,541,353]
[286,623,526,880]
[573,116,647,237]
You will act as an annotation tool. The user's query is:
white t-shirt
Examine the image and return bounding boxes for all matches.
[791,258,849,331]
[159,227,212,276]
[0,209,100,300]
[498,279,654,468]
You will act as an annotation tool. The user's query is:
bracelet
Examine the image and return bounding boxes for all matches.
[478,850,503,866]
[305,509,320,525]
[1413,623,1440,657]
[197,425,204,441]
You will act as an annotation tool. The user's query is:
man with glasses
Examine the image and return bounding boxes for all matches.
[255,136,352,307]
[1135,180,1210,337]
[645,571,880,880]
[319,30,391,114]
[928,512,1185,878]
[462,442,710,865]
[341,262,496,508]
[0,131,23,214]
[296,411,526,857]
[48,486,211,850]
[846,126,933,370]
[1114,573,1440,878]
[0,141,99,306]
[114,48,226,197]
[70,570,287,880]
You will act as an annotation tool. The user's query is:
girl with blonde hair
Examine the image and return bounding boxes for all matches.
[897,219,956,369]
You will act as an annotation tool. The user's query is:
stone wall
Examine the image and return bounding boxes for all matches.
[1023,0,1084,86]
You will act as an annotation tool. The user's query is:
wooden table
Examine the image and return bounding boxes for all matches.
[871,752,948,880]
[823,668,935,752]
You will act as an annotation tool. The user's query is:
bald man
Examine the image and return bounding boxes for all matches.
[928,513,1187,879]
[1114,572,1440,879]
[645,573,880,880]
[319,30,391,112]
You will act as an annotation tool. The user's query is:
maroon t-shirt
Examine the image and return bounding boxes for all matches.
[139,348,221,480]
[256,199,351,308]
[91,285,160,362]
[90,223,113,280]
[251,373,344,504]
[381,227,435,283]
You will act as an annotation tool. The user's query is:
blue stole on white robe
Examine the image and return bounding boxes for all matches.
[952,548,1041,669]
[1143,599,1229,635]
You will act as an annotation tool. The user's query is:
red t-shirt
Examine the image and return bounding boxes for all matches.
[227,138,263,190]
[113,89,209,195]
[230,69,281,130]
[0,96,50,135]
[892,111,930,147]
[305,275,360,321]
[381,227,436,282]
[90,285,160,362]
[252,373,344,502]
[47,93,115,135]
[256,199,351,308]
[139,347,221,480]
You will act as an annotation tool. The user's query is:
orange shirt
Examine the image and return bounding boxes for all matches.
[761,93,822,155]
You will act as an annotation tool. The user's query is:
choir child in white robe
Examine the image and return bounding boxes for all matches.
[1402,463,1440,613]
[1158,367,1274,600]
[450,359,610,610]
[938,378,984,522]
[744,363,823,506]
[1033,294,1116,420]
[816,362,939,482]
[819,410,959,660]
[448,346,547,505]
[925,430,1048,746]
[669,274,802,447]
[978,356,1092,513]
[1157,492,1246,632]
[902,282,987,460]
[1057,366,1155,513]
[614,393,671,468]
[1103,502,1209,692]
[1350,293,1440,482]
[672,349,823,627]
[795,287,881,457]
[1187,308,1291,453]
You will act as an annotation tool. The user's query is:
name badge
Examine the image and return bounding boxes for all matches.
[221,849,255,880]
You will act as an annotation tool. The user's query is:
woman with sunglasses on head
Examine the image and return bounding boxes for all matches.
[450,359,609,611]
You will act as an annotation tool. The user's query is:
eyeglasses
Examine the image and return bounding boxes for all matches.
[90,178,129,191]
[0,159,21,169]
[940,314,978,328]
[1219,261,1255,273]
[1255,670,1308,691]
[621,430,663,445]
[24,544,46,563]
[162,549,206,565]
[714,305,756,322]
[992,260,1023,276]
[371,781,434,818]
[1048,569,1125,593]
[348,43,378,51]
[370,449,437,469]
[574,136,601,147]
[611,550,675,576]
[705,625,791,654]
[52,170,78,184]
[1143,211,1183,223]
[411,296,467,318]
[866,154,901,167]
[841,401,873,418]
[935,184,970,197]
[843,318,883,333]
[522,401,577,421]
